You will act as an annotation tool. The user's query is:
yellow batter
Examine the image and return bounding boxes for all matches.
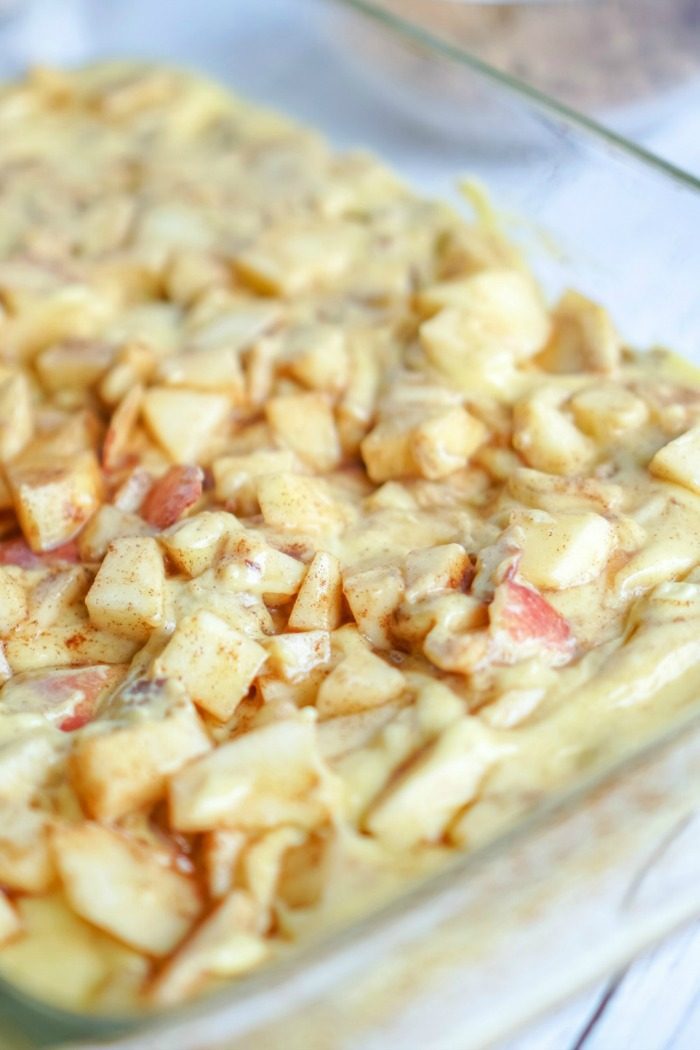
[0,62,698,1012]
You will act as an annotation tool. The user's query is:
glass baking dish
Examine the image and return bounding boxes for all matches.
[2,0,700,1046]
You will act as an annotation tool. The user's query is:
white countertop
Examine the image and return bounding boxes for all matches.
[507,919,700,1050]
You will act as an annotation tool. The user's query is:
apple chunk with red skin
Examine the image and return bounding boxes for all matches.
[0,665,127,732]
[489,566,574,664]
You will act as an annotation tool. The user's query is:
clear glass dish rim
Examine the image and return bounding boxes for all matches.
[2,0,700,1040]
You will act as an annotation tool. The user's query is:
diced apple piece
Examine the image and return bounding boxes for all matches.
[159,511,239,577]
[419,315,524,400]
[156,346,246,402]
[112,468,159,517]
[649,424,700,495]
[151,890,268,1005]
[265,631,330,682]
[479,660,554,730]
[422,625,489,676]
[361,405,485,483]
[35,411,100,459]
[155,610,267,721]
[7,450,103,552]
[241,826,305,912]
[234,221,362,296]
[0,472,15,513]
[212,450,302,515]
[416,275,511,316]
[266,393,341,473]
[331,622,374,660]
[0,665,126,732]
[377,377,461,413]
[187,301,280,354]
[615,502,700,600]
[164,250,229,306]
[316,645,404,718]
[257,666,327,708]
[102,384,142,470]
[513,387,595,476]
[92,65,178,116]
[570,384,648,442]
[5,619,139,672]
[364,718,503,849]
[77,185,135,254]
[142,387,230,463]
[218,534,306,599]
[404,544,471,602]
[71,678,211,820]
[0,568,27,635]
[0,729,64,800]
[0,892,20,944]
[422,270,550,362]
[0,802,54,893]
[0,890,149,1011]
[0,372,33,461]
[516,511,614,590]
[85,536,165,641]
[419,273,549,398]
[288,551,343,632]
[248,337,285,411]
[489,571,574,665]
[506,466,623,516]
[202,830,246,900]
[104,299,180,360]
[0,258,65,314]
[317,705,403,762]
[2,276,112,359]
[0,644,11,685]
[178,572,274,639]
[27,566,90,630]
[477,446,523,484]
[360,417,413,482]
[35,339,113,393]
[331,705,429,823]
[53,822,201,956]
[411,407,486,480]
[337,337,382,455]
[79,505,153,562]
[257,473,347,533]
[141,465,203,530]
[543,290,621,374]
[99,340,157,406]
[343,565,404,649]
[136,200,213,259]
[170,718,326,832]
[283,324,348,393]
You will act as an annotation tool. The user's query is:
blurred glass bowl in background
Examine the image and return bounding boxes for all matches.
[332,0,700,144]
